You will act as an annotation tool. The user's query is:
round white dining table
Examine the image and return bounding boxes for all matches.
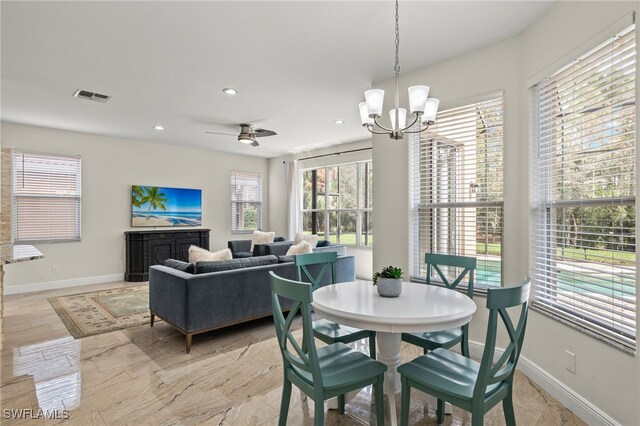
[312,280,477,425]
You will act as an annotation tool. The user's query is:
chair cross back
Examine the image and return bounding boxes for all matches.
[270,272,322,385]
[426,253,476,298]
[476,278,531,397]
[295,252,338,290]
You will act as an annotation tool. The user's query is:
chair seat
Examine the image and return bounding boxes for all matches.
[313,318,373,344]
[293,342,386,391]
[234,252,253,258]
[401,327,462,350]
[398,348,499,401]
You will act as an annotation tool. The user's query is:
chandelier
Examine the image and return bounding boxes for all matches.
[359,0,439,140]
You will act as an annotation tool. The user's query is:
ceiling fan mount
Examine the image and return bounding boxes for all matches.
[206,123,277,147]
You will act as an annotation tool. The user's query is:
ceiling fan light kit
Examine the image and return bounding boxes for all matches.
[206,123,277,148]
[359,0,439,140]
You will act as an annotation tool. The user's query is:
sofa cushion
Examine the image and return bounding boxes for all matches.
[316,240,330,247]
[294,232,319,247]
[194,255,278,274]
[189,246,232,263]
[286,240,313,255]
[276,255,295,263]
[250,230,275,251]
[164,258,195,274]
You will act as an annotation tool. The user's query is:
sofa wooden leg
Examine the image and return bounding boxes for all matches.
[150,312,155,327]
[186,333,193,353]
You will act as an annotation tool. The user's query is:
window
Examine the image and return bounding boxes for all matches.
[410,96,504,287]
[13,151,81,242]
[532,25,636,349]
[230,171,262,233]
[301,161,372,247]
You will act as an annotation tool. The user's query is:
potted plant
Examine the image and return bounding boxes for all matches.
[373,265,404,297]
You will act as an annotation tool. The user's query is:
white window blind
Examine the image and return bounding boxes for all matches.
[231,171,262,232]
[13,151,81,242]
[532,25,636,349]
[410,96,504,287]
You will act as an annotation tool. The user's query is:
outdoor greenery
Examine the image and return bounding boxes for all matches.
[302,161,373,247]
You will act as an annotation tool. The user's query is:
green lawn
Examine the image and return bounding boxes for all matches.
[318,233,373,247]
[477,242,635,266]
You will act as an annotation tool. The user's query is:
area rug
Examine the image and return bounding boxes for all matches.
[49,285,150,338]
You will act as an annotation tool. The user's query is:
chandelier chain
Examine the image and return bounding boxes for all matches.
[394,0,400,73]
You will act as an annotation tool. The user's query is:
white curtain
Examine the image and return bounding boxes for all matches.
[285,159,300,240]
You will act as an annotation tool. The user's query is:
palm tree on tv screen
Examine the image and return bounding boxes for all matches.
[144,186,168,219]
[131,185,145,208]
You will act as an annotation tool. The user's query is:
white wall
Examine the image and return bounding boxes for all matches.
[372,2,639,425]
[268,139,374,278]
[1,122,269,292]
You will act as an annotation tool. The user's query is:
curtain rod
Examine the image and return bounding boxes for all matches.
[296,147,372,162]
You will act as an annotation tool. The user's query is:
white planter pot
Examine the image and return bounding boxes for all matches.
[376,278,402,297]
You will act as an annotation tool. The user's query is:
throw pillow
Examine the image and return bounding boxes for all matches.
[164,258,195,274]
[294,232,319,248]
[188,246,232,263]
[250,230,275,251]
[195,255,278,274]
[286,240,313,256]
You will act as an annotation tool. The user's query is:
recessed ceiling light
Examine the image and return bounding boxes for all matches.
[153,125,165,131]
[334,120,345,124]
[222,88,238,95]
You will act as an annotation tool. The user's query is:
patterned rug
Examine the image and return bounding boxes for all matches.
[49,285,150,338]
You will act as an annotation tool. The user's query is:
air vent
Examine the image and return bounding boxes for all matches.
[73,89,111,103]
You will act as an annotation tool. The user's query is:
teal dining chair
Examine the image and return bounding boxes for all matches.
[269,271,387,426]
[295,252,377,360]
[402,253,476,357]
[398,277,531,426]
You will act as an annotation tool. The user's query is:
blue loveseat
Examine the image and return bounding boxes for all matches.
[149,254,356,352]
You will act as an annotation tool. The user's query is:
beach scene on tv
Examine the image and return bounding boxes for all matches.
[131,185,202,227]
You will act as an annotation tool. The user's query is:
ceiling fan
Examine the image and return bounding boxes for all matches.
[206,123,277,147]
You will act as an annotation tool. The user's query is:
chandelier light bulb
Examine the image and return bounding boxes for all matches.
[422,98,440,124]
[408,85,430,114]
[359,102,374,126]
[390,108,407,131]
[364,89,385,117]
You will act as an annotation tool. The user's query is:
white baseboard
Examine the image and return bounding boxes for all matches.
[468,341,620,426]
[3,273,125,295]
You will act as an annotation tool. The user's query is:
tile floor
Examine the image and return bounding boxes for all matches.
[0,281,587,425]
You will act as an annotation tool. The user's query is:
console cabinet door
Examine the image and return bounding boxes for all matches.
[125,229,210,282]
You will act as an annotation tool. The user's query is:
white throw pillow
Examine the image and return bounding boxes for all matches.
[250,230,275,251]
[188,246,232,263]
[294,232,319,248]
[286,240,313,256]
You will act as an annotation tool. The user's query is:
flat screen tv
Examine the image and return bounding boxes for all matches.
[131,185,202,227]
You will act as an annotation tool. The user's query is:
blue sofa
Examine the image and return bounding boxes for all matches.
[149,254,356,352]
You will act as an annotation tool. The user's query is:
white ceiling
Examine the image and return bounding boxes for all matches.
[1,1,553,158]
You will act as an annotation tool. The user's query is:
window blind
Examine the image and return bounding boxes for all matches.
[230,171,262,232]
[13,151,81,242]
[532,25,636,349]
[410,96,504,287]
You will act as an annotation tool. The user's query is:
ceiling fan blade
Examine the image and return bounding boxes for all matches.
[250,140,259,147]
[205,131,236,136]
[254,128,277,138]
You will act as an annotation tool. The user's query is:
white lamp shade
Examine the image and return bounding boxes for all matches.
[364,89,385,117]
[359,102,374,126]
[422,98,440,123]
[390,108,407,130]
[408,85,430,114]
